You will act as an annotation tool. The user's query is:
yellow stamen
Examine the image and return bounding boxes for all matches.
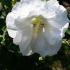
[32,16,44,38]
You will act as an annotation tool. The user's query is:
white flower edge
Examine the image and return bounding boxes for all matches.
[6,0,69,57]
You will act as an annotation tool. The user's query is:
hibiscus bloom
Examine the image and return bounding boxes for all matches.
[6,0,69,57]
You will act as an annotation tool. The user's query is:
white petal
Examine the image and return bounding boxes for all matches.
[44,25,61,45]
[12,2,34,19]
[19,45,32,56]
[21,0,33,3]
[7,29,18,38]
[21,0,41,3]
[38,40,61,57]
[60,22,69,38]
[19,31,32,56]
[40,27,62,56]
[13,31,22,45]
[6,12,18,30]
[6,12,18,38]
[13,21,33,55]
[31,31,61,57]
[31,33,46,52]
[41,0,59,18]
[44,6,69,29]
[41,0,69,27]
[15,17,33,30]
[13,25,33,55]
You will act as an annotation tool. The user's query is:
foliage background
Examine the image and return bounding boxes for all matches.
[0,0,70,70]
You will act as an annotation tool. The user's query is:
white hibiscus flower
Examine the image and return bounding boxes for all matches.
[6,0,69,57]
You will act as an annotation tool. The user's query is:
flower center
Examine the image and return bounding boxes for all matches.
[32,16,45,38]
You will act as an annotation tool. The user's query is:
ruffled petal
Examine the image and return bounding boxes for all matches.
[42,1,69,29]
[44,26,61,46]
[14,17,33,30]
[13,19,33,55]
[6,12,17,30]
[7,29,18,38]
[41,0,59,18]
[13,26,33,55]
[19,31,32,56]
[31,30,61,57]
[33,25,62,56]
[6,12,18,38]
[13,31,22,45]
[12,2,34,19]
[47,10,69,29]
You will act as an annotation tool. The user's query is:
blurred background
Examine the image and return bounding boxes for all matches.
[0,0,70,70]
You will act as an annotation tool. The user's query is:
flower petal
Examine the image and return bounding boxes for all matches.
[13,23,33,55]
[43,2,69,29]
[19,31,32,56]
[7,29,18,38]
[13,31,22,45]
[44,26,61,46]
[14,17,33,30]
[39,26,62,56]
[6,12,17,30]
[60,22,69,38]
[41,0,59,18]
[6,12,18,38]
[31,31,61,57]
